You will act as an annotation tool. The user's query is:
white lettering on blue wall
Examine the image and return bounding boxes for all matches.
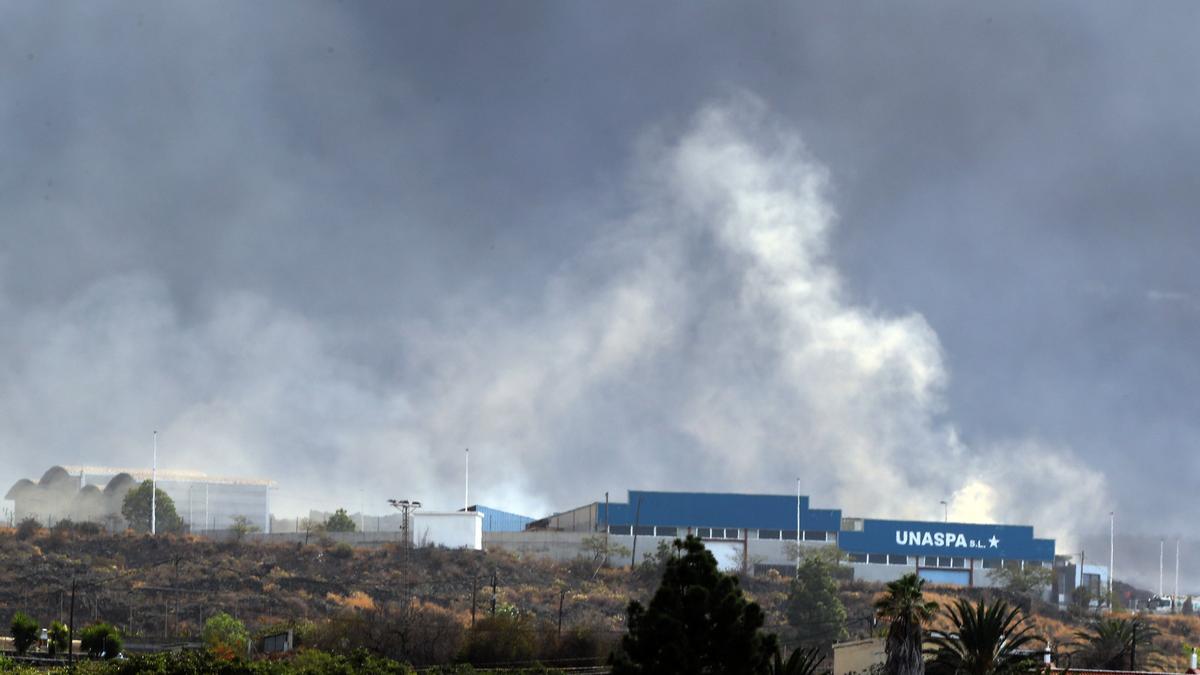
[894,530,990,549]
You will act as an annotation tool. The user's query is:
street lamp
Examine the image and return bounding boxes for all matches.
[388,499,422,551]
[939,500,948,523]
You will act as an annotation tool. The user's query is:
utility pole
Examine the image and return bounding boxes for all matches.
[1176,539,1181,612]
[796,478,802,575]
[490,570,497,616]
[604,492,610,568]
[68,576,76,669]
[1109,511,1115,607]
[388,498,422,600]
[557,587,567,637]
[152,431,158,535]
[629,497,643,570]
[1160,539,1165,598]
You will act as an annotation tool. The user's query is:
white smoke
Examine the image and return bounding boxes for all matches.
[0,96,1106,547]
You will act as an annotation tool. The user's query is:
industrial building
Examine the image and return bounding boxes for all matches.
[5,465,275,533]
[516,489,1096,592]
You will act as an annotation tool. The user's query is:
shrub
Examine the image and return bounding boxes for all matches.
[325,508,357,533]
[80,622,123,658]
[203,611,249,658]
[330,543,354,559]
[48,620,69,656]
[10,611,39,655]
[459,614,540,667]
[74,521,103,536]
[15,517,39,541]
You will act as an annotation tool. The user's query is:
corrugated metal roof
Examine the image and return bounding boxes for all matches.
[600,490,843,531]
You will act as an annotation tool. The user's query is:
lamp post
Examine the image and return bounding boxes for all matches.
[151,431,158,535]
[939,500,948,523]
[796,478,801,575]
[1109,511,1115,607]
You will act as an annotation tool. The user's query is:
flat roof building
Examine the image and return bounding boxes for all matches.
[519,489,1070,590]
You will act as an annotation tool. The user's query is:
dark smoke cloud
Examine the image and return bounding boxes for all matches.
[2,2,1198,590]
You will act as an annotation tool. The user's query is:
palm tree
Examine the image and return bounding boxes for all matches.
[926,598,1040,675]
[875,573,939,675]
[1071,617,1158,670]
[771,646,827,675]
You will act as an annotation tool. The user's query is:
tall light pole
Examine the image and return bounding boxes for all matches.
[1109,511,1115,606]
[795,478,801,575]
[389,498,422,601]
[940,500,948,523]
[151,431,158,535]
[1176,539,1181,611]
[1160,539,1165,598]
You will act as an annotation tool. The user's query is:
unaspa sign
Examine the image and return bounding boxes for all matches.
[895,530,1000,550]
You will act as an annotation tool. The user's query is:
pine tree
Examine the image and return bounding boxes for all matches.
[612,535,777,674]
[787,555,848,646]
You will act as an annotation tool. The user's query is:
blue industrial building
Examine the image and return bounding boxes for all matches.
[527,489,1065,588]
[466,504,534,533]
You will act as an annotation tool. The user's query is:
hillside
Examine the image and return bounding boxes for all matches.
[2,527,1198,670]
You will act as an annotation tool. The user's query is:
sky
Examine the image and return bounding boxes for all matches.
[2,3,1199,590]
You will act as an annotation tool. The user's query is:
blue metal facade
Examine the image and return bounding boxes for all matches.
[468,504,534,532]
[589,491,1056,562]
[598,490,842,532]
[838,519,1055,561]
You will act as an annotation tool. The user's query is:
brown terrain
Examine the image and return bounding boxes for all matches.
[2,527,1198,670]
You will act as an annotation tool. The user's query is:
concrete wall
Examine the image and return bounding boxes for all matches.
[412,511,482,550]
[833,638,886,675]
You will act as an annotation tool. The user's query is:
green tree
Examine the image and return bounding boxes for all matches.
[986,564,1053,598]
[47,620,69,656]
[230,515,260,542]
[202,612,249,657]
[1184,596,1194,616]
[121,480,184,534]
[927,598,1040,675]
[1071,617,1158,670]
[580,533,631,565]
[9,611,38,655]
[611,535,777,674]
[875,573,938,675]
[786,555,848,646]
[325,508,357,533]
[80,622,123,659]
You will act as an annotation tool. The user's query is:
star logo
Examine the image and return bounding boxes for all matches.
[989,536,1000,548]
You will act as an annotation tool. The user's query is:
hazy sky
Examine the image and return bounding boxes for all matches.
[3,3,1198,588]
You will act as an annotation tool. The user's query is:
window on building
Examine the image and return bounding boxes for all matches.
[632,525,654,536]
[758,529,781,540]
[848,553,867,563]
[803,530,827,541]
[655,526,677,537]
[1025,560,1046,568]
[781,530,799,540]
[722,528,740,539]
[888,555,909,565]
[982,559,1002,569]
[867,553,888,565]
[1003,559,1022,571]
[696,527,711,538]
[951,557,966,569]
[608,525,631,536]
